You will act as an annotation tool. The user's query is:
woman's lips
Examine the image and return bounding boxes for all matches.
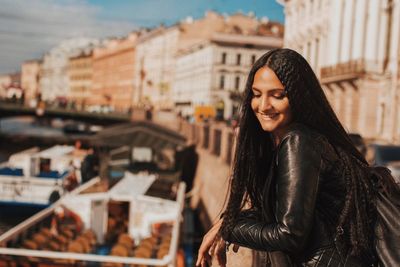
[259,113,279,120]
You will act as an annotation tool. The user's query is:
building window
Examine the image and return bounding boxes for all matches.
[234,76,240,90]
[379,103,385,134]
[219,75,225,89]
[251,55,256,65]
[236,54,241,65]
[221,52,227,64]
[315,38,319,70]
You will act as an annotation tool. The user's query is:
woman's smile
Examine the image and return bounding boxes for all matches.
[258,112,280,120]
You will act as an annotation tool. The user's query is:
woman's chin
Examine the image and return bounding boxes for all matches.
[260,123,277,132]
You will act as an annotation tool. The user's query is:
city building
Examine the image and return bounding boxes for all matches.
[135,11,284,112]
[21,59,41,107]
[0,74,11,99]
[68,50,93,110]
[173,22,283,120]
[0,72,22,102]
[133,26,181,109]
[280,0,400,142]
[39,38,99,104]
[91,32,138,113]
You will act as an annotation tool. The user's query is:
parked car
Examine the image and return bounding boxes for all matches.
[86,105,114,114]
[62,120,103,135]
[369,144,400,183]
[348,133,367,157]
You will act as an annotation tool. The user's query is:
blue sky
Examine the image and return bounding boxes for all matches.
[89,0,284,27]
[0,0,284,73]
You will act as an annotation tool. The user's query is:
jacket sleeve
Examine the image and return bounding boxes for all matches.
[223,133,322,253]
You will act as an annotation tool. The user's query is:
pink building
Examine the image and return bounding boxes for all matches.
[21,59,41,107]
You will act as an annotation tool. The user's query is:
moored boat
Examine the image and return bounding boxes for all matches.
[0,145,90,215]
[0,171,186,267]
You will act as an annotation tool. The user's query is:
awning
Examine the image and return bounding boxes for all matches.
[90,120,187,151]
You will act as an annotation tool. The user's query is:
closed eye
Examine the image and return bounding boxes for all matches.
[272,92,286,99]
[252,89,261,97]
[270,89,286,99]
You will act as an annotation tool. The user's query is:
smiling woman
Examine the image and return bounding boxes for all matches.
[196,48,400,267]
[250,67,291,142]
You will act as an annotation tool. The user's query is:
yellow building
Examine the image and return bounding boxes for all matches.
[91,33,138,113]
[68,51,93,110]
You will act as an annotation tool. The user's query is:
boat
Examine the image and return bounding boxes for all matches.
[0,171,186,267]
[0,145,90,215]
[0,121,193,266]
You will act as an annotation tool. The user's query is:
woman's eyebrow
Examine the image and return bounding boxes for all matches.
[252,87,285,92]
[269,88,285,92]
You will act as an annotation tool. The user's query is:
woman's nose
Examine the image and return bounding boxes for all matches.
[259,95,271,111]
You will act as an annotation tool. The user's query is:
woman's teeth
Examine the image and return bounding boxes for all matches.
[260,113,278,119]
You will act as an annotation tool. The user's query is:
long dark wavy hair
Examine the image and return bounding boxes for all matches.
[219,48,398,264]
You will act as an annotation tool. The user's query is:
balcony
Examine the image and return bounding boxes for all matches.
[320,60,365,84]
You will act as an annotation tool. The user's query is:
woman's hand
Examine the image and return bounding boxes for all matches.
[209,234,228,267]
[196,219,225,267]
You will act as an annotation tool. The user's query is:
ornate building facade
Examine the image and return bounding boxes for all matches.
[280,0,400,142]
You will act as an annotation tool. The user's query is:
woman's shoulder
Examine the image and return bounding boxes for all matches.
[280,123,325,145]
[278,123,338,165]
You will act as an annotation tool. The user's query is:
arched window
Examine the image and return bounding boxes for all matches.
[234,76,240,90]
[251,55,256,65]
[221,52,227,64]
[219,75,225,89]
[236,54,241,65]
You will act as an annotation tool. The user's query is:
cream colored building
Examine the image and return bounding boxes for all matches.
[134,11,278,110]
[134,26,180,109]
[21,59,41,107]
[174,22,283,119]
[68,51,93,110]
[39,38,99,102]
[280,0,400,142]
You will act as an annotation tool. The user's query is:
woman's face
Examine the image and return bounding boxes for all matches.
[251,66,292,135]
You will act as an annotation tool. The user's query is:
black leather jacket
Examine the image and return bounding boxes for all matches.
[223,124,365,266]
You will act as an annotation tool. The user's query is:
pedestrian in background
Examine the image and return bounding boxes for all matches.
[196,49,400,267]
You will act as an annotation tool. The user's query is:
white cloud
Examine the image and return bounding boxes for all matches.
[0,0,137,73]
